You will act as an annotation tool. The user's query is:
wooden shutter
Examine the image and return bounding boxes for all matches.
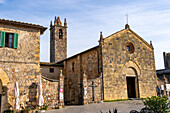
[0,31,5,47]
[13,33,18,49]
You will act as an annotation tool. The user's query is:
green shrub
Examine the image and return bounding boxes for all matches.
[143,96,170,113]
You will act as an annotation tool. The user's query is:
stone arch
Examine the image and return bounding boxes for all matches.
[122,60,140,98]
[122,60,141,76]
[0,68,10,113]
[0,68,10,86]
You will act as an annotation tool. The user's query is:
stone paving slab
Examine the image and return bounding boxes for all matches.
[45,100,144,113]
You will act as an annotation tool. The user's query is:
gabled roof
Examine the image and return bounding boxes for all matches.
[103,24,153,50]
[0,19,47,34]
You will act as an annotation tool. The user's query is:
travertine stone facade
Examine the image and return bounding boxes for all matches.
[50,17,67,63]
[102,25,157,100]
[0,20,46,111]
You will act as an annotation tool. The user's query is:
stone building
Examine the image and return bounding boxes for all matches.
[0,19,46,111]
[157,52,170,83]
[42,17,157,105]
[0,19,65,112]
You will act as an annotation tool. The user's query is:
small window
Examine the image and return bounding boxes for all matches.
[125,42,134,53]
[5,33,14,48]
[72,62,74,72]
[59,29,63,39]
[49,68,54,73]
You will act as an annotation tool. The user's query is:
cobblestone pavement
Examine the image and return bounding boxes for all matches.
[45,100,144,113]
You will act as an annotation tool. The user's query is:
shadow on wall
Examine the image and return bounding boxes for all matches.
[28,83,37,109]
[1,86,11,112]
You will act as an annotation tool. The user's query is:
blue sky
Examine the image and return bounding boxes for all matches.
[0,0,170,69]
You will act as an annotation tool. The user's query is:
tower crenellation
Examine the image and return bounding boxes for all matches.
[50,16,67,63]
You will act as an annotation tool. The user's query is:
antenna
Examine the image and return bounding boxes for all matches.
[126,13,128,24]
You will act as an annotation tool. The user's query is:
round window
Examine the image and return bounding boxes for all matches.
[125,42,134,53]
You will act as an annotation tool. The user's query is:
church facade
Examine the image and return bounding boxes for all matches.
[42,17,157,105]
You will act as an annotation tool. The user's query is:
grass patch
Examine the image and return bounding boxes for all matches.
[104,99,129,102]
[140,98,147,100]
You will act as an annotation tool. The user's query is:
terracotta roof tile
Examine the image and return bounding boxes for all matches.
[0,19,47,34]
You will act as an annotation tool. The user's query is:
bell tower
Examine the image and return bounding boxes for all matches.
[50,16,67,63]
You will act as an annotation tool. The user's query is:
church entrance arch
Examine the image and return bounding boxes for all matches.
[126,67,139,98]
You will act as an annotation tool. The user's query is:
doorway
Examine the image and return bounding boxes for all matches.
[126,77,136,98]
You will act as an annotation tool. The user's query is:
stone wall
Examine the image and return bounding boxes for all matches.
[63,47,99,105]
[102,27,157,100]
[41,77,59,109]
[0,24,40,63]
[0,60,40,110]
[87,76,102,103]
[41,65,63,80]
[81,48,99,79]
[0,23,42,110]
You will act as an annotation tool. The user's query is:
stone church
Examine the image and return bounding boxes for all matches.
[41,17,157,105]
[0,16,157,111]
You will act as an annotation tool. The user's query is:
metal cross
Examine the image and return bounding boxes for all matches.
[89,81,98,101]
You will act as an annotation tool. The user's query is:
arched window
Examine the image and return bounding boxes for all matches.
[59,29,63,39]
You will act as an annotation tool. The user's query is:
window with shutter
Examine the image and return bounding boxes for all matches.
[0,31,5,47]
[13,33,18,49]
[0,31,18,49]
